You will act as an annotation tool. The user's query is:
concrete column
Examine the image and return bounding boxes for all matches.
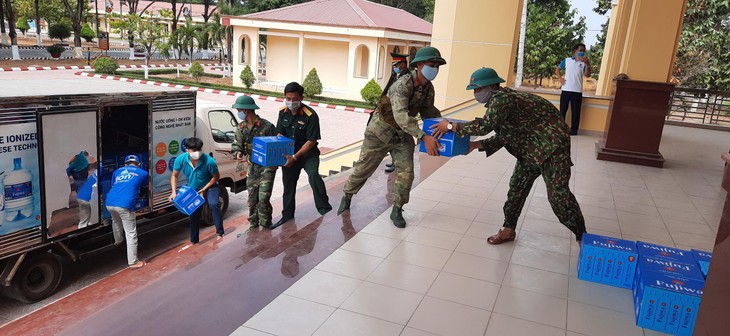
[430,0,524,109]
[297,32,304,83]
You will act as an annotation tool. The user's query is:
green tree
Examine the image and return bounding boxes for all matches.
[240,64,256,88]
[523,0,586,86]
[360,79,383,105]
[80,23,95,42]
[587,20,608,80]
[189,62,205,81]
[302,68,323,98]
[126,10,172,70]
[48,22,71,41]
[674,0,730,90]
[16,18,30,36]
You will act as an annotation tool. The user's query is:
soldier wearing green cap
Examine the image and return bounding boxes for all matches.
[338,46,446,228]
[432,67,587,244]
[231,95,278,229]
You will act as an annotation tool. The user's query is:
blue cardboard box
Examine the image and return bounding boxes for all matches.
[172,186,205,216]
[636,256,705,282]
[577,233,638,288]
[637,241,695,264]
[419,118,470,157]
[691,249,712,278]
[251,136,295,167]
[633,270,704,336]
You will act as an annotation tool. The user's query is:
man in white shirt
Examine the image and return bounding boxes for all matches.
[555,43,590,136]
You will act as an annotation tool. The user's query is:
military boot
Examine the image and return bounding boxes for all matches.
[390,205,406,228]
[337,194,352,215]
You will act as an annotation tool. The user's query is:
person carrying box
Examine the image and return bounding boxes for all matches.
[431,67,587,244]
[169,137,224,246]
[105,155,149,269]
[230,95,278,230]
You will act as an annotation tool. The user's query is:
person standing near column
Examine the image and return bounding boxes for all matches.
[555,43,590,135]
[105,155,148,269]
[272,82,332,228]
[382,52,410,173]
[337,46,445,228]
[230,95,278,230]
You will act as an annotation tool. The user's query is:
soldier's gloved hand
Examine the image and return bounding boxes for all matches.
[430,119,451,139]
[422,135,440,156]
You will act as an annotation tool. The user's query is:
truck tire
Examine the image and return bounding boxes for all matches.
[202,184,229,226]
[2,252,63,303]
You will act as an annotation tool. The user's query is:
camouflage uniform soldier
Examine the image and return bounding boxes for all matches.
[338,47,446,228]
[432,68,587,244]
[230,96,277,229]
[380,52,410,174]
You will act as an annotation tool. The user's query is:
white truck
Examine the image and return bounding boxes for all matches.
[0,90,246,302]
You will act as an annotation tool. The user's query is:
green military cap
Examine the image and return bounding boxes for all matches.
[466,67,505,90]
[411,46,447,65]
[232,95,260,110]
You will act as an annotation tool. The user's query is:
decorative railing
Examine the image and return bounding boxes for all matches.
[667,87,730,127]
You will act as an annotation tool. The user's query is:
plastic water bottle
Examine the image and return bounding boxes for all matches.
[4,158,34,222]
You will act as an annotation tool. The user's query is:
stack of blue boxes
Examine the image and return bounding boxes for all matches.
[251,136,295,167]
[577,236,712,335]
[419,118,470,157]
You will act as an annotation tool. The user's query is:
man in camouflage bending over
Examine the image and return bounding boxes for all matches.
[231,95,278,230]
[337,47,445,228]
[432,68,587,244]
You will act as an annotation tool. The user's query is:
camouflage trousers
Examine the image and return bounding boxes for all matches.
[502,143,586,240]
[343,128,415,207]
[247,163,277,226]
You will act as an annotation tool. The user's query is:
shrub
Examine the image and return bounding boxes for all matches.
[45,44,65,55]
[360,79,383,105]
[93,57,119,75]
[81,23,95,42]
[240,65,255,89]
[302,68,322,98]
[189,62,204,82]
[16,19,30,36]
[48,23,71,41]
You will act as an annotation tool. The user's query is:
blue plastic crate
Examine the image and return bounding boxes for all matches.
[637,241,695,264]
[577,233,638,288]
[172,186,205,216]
[251,136,295,167]
[633,270,704,336]
[419,118,470,157]
[691,249,712,278]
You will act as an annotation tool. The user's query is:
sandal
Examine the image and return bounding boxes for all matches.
[487,229,516,245]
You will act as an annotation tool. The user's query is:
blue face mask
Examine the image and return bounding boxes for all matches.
[577,51,585,57]
[238,112,245,120]
[421,65,439,81]
[393,67,401,75]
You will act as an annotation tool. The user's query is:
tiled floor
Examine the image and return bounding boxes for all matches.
[232,125,727,336]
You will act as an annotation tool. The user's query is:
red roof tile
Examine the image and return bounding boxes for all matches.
[240,0,432,35]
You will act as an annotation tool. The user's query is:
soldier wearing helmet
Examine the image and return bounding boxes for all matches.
[432,67,587,244]
[338,46,446,228]
[231,95,278,229]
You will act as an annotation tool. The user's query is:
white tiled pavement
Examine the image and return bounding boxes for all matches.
[231,125,726,336]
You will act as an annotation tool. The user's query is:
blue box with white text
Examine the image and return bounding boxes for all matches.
[577,233,638,288]
[251,136,295,167]
[419,118,470,157]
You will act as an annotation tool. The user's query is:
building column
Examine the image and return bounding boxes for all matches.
[596,0,688,95]
[430,0,524,109]
[297,32,304,83]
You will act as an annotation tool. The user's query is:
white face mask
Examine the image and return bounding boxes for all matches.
[474,87,496,104]
[286,101,301,111]
[189,151,201,160]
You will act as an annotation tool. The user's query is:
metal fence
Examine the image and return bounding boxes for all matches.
[668,87,730,127]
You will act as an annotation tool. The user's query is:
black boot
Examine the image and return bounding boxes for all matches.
[337,194,352,215]
[390,205,406,228]
[384,162,395,173]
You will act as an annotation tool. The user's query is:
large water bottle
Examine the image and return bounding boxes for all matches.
[4,158,34,222]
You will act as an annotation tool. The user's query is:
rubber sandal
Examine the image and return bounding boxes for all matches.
[487,230,516,245]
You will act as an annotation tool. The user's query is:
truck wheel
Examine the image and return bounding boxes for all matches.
[202,185,229,226]
[3,252,63,303]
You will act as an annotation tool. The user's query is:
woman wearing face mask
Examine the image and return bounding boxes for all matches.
[431,67,587,246]
[555,43,590,135]
[169,137,224,246]
[230,95,277,230]
[338,46,446,229]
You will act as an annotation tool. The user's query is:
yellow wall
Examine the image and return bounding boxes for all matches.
[232,26,260,87]
[346,36,379,100]
[303,38,349,89]
[529,91,611,133]
[265,35,299,85]
[430,0,523,109]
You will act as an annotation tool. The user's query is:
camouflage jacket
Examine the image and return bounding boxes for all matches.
[455,88,570,166]
[370,70,441,142]
[231,115,276,162]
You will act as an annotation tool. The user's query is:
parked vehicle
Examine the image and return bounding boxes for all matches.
[0,91,246,302]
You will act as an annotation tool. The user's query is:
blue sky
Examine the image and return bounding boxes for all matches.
[571,0,610,47]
